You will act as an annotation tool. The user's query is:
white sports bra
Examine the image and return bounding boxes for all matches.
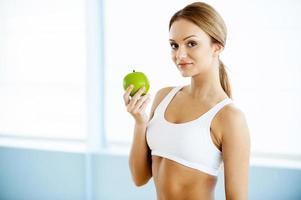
[146,86,233,176]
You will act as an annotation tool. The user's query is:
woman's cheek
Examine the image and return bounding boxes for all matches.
[171,52,177,63]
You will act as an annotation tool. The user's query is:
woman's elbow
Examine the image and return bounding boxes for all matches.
[132,176,150,187]
[129,166,151,186]
[129,159,152,186]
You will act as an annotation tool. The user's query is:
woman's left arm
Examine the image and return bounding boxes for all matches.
[221,106,250,200]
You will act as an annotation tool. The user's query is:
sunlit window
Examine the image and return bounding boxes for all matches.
[0,0,88,141]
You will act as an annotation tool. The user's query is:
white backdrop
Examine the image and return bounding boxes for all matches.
[104,0,301,156]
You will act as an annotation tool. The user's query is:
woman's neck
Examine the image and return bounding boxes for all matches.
[187,65,226,100]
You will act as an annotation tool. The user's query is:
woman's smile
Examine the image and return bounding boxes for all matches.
[178,62,193,69]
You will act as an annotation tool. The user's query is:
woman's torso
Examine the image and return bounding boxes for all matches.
[152,156,217,200]
[147,86,231,200]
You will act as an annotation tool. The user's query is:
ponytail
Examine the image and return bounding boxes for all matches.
[219,59,232,98]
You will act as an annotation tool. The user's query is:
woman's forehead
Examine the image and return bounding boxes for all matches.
[169,19,209,41]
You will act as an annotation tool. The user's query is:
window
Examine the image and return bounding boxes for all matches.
[0,0,103,151]
[104,0,301,159]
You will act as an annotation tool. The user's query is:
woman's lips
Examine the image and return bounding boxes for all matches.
[178,62,193,68]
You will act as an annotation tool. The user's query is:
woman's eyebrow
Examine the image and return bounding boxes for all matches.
[169,35,198,42]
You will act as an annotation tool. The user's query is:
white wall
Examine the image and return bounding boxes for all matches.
[104,0,301,157]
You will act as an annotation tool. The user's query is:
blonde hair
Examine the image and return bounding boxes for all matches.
[169,2,232,98]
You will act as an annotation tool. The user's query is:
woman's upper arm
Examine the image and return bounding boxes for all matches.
[220,106,251,200]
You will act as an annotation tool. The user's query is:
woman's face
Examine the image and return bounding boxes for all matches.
[169,19,221,77]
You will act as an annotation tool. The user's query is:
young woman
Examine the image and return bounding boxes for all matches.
[123,2,250,200]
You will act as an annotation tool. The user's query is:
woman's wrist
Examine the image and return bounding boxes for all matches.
[135,121,148,128]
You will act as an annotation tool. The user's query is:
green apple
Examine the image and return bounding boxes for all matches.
[123,70,150,97]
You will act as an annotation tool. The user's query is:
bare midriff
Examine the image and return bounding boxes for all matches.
[152,156,218,200]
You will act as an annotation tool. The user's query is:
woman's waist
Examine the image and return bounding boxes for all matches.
[152,156,217,199]
[154,179,215,200]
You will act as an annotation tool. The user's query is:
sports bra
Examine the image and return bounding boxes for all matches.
[146,86,233,176]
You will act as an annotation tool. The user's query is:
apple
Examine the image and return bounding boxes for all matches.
[123,70,150,97]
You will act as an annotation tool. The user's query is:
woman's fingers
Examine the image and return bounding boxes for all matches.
[128,86,145,107]
[133,94,150,113]
[138,95,151,112]
[123,86,150,123]
[123,85,134,105]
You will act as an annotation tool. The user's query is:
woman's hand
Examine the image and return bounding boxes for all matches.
[123,85,151,125]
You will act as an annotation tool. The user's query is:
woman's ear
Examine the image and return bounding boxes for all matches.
[212,43,224,57]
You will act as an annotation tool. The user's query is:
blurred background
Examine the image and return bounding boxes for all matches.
[0,0,301,199]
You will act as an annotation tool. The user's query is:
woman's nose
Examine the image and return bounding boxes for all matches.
[176,46,187,60]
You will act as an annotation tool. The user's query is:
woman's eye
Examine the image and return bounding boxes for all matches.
[170,43,178,50]
[187,41,197,47]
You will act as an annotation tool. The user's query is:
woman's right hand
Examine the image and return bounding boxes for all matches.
[123,85,151,125]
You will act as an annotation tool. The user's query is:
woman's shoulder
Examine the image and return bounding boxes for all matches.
[155,86,174,98]
[219,103,246,122]
[149,86,175,117]
[214,103,249,139]
[151,86,174,107]
[215,103,246,126]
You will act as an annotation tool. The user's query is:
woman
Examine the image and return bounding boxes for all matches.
[123,2,250,200]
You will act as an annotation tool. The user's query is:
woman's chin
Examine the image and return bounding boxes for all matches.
[180,71,192,77]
